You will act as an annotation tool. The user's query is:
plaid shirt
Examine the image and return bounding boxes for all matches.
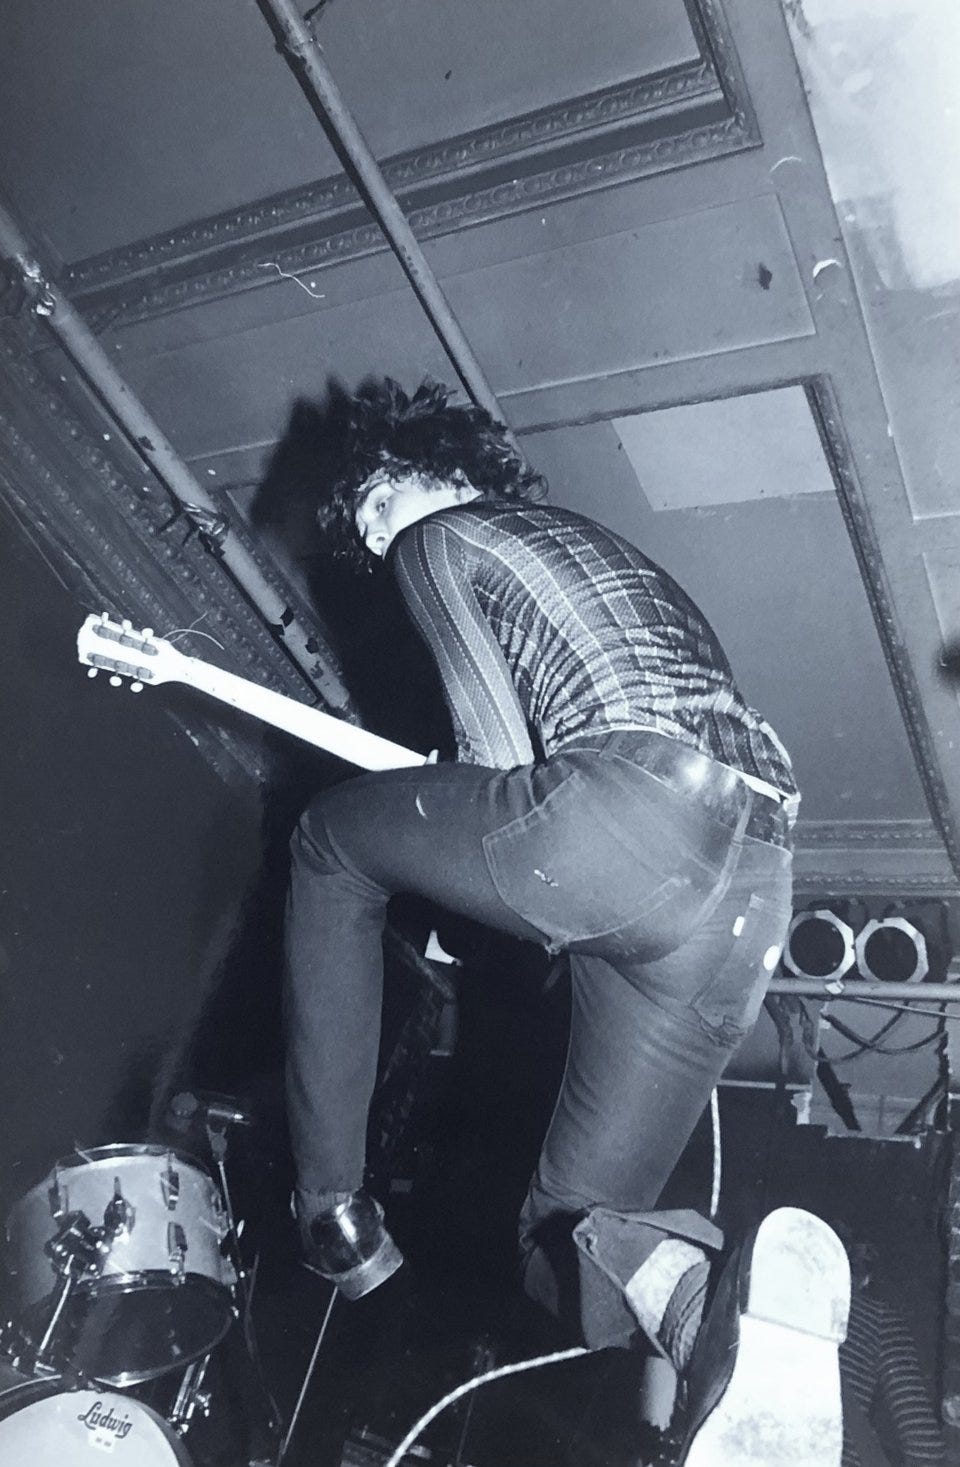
[391,499,797,799]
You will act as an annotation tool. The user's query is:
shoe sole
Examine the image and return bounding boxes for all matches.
[683,1208,849,1467]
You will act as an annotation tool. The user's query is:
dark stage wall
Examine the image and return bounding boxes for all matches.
[0,519,274,1210]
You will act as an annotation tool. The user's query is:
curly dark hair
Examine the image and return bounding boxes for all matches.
[315,377,546,570]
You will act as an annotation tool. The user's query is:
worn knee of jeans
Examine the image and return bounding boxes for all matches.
[291,799,336,873]
[291,793,359,882]
[291,795,387,908]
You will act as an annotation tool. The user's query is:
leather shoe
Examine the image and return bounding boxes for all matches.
[298,1189,403,1300]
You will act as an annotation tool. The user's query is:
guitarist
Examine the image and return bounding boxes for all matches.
[284,379,849,1461]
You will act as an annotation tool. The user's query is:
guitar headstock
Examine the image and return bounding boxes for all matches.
[76,613,185,692]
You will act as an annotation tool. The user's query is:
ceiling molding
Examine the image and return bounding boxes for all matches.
[798,818,951,849]
[793,818,957,897]
[61,0,759,330]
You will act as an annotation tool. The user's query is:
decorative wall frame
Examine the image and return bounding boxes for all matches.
[0,317,347,788]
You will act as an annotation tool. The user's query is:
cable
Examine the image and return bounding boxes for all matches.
[708,1087,721,1220]
[819,1009,943,1063]
[278,1288,337,1464]
[821,1009,901,1053]
[822,1028,942,1065]
[302,0,334,29]
[839,995,960,1023]
[382,1346,589,1467]
[815,1054,861,1132]
[894,1073,948,1136]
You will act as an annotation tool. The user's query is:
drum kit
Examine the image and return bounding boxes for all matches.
[0,1140,280,1466]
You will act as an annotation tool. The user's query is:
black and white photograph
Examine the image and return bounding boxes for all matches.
[0,3,958,1464]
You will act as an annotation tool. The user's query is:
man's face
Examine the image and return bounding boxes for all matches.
[354,471,470,558]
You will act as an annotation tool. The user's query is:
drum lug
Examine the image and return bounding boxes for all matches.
[214,1197,230,1241]
[161,1158,180,1210]
[167,1221,188,1279]
[46,1173,66,1220]
[103,1177,136,1239]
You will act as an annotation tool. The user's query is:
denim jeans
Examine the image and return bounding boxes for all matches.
[284,732,793,1326]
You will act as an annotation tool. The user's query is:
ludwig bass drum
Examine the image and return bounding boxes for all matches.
[0,1360,194,1465]
[5,1145,236,1385]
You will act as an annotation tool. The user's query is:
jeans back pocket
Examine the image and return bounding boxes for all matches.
[482,759,731,955]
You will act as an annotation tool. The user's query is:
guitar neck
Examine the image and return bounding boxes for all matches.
[178,656,424,771]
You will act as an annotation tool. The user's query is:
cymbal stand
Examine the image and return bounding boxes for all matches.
[205,1118,282,1463]
[34,1272,75,1366]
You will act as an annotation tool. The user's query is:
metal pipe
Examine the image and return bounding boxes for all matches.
[0,194,352,714]
[768,978,960,1002]
[259,0,517,442]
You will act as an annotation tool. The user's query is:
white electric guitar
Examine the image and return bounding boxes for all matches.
[76,612,426,771]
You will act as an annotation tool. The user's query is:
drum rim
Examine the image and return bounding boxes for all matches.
[93,1291,234,1385]
[19,1274,236,1387]
[7,1146,216,1210]
[52,1143,214,1176]
[0,1364,63,1408]
[70,1268,236,1298]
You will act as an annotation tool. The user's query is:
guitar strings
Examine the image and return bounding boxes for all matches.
[165,613,226,652]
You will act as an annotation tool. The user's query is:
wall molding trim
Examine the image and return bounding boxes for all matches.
[793,818,957,896]
[0,324,346,786]
[806,377,960,882]
[61,0,758,330]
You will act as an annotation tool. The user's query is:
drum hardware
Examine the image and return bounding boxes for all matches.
[47,1173,65,1220]
[203,1114,283,1460]
[104,1177,137,1238]
[159,1108,281,1464]
[0,1315,63,1386]
[162,1157,181,1210]
[43,1209,110,1278]
[35,1210,111,1367]
[168,1222,189,1279]
[4,1132,282,1463]
[167,1353,213,1436]
[5,1145,238,1385]
[0,1363,196,1465]
[167,1092,254,1135]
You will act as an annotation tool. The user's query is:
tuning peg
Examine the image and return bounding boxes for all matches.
[100,610,110,622]
[87,668,98,679]
[141,628,154,639]
[109,675,122,688]
[130,682,144,693]
[121,619,132,632]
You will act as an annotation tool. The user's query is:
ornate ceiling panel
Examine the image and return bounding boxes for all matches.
[1,0,759,330]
